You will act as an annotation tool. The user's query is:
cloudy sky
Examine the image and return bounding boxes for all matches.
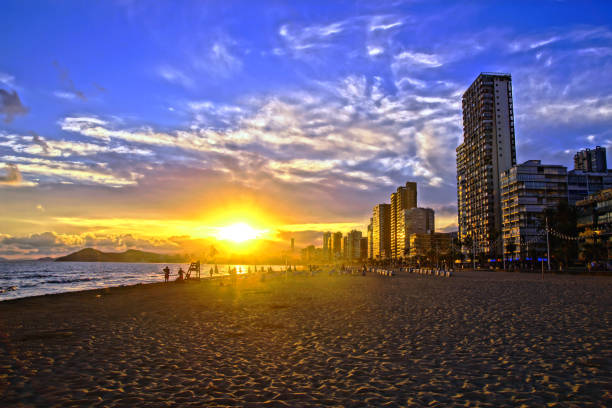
[1,0,612,258]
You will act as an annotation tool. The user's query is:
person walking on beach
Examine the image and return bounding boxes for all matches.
[177,267,184,282]
[209,267,214,278]
[163,266,170,283]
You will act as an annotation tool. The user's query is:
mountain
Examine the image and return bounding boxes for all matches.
[55,248,187,263]
[36,257,55,262]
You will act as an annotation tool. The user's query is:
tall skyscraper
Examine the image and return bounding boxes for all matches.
[332,232,342,258]
[397,207,435,258]
[372,203,391,259]
[360,237,368,259]
[346,230,363,260]
[501,160,567,260]
[574,146,607,173]
[457,72,516,258]
[390,182,417,259]
[322,232,332,259]
[367,218,373,259]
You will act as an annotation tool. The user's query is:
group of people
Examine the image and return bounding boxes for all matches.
[162,264,220,282]
[162,264,317,283]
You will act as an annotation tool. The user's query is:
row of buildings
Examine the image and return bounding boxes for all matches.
[368,183,451,261]
[457,72,611,262]
[304,181,452,263]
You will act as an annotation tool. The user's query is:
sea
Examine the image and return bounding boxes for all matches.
[0,261,287,301]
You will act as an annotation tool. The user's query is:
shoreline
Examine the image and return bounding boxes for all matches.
[3,266,612,303]
[1,271,610,406]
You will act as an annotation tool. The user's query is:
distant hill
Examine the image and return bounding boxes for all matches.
[55,248,187,263]
[36,257,55,262]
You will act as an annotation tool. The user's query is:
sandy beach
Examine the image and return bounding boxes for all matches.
[1,270,611,407]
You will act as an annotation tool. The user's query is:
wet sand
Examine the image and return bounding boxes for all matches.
[1,270,611,407]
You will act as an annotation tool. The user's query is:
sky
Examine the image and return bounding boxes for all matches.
[1,0,612,259]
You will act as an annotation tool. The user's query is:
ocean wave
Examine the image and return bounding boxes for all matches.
[45,277,102,284]
[0,273,57,280]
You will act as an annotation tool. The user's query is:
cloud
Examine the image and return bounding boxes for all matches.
[368,16,403,32]
[191,37,243,78]
[0,163,22,184]
[157,66,194,88]
[1,131,153,158]
[30,131,50,154]
[52,60,86,100]
[2,155,140,187]
[0,72,16,88]
[0,231,188,258]
[393,51,443,68]
[0,89,29,122]
[367,46,384,56]
[54,71,461,201]
[53,91,78,100]
[279,20,349,57]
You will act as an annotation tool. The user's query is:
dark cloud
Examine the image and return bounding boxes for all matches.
[1,232,63,249]
[0,164,22,184]
[53,60,87,100]
[30,131,50,154]
[0,88,29,122]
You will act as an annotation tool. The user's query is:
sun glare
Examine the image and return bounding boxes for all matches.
[216,223,265,243]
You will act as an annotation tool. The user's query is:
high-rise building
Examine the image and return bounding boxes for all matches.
[501,160,568,260]
[322,232,332,259]
[346,230,363,260]
[567,170,612,205]
[574,146,607,173]
[372,203,391,259]
[360,237,368,259]
[390,182,417,258]
[408,233,452,260]
[457,72,516,258]
[341,236,348,259]
[576,188,612,260]
[396,207,435,258]
[367,218,373,259]
[332,232,342,258]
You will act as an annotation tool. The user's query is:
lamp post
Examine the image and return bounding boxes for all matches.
[472,236,476,270]
[546,216,551,272]
[502,233,506,271]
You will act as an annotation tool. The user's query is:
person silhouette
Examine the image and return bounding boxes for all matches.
[163,266,170,283]
[177,268,184,282]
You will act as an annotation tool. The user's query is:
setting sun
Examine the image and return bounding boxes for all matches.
[216,223,266,243]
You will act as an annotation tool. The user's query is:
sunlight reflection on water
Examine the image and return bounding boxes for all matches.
[0,262,291,301]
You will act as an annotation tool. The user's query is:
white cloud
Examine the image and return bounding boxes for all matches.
[157,66,194,88]
[394,51,443,67]
[53,91,78,100]
[367,46,384,56]
[369,20,402,32]
[1,155,140,187]
[0,72,16,88]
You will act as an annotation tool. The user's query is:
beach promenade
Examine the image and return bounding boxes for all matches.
[1,270,610,407]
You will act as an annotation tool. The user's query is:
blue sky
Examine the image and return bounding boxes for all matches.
[1,0,612,257]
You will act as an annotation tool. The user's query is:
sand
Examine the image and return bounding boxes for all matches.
[1,270,610,407]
